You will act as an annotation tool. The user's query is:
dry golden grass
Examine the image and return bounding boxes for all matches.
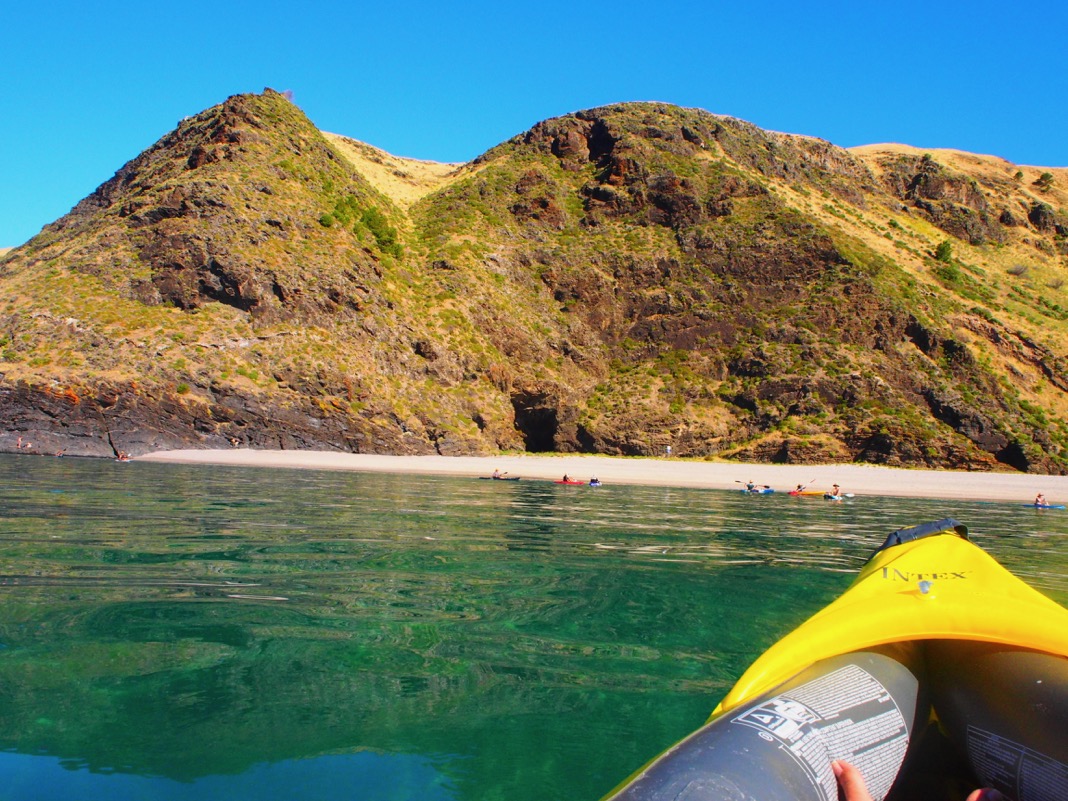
[762,139,1068,426]
[850,144,1068,206]
[323,133,465,209]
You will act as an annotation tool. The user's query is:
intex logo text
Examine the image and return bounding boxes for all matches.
[881,568,970,581]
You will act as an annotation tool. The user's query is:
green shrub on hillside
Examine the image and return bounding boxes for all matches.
[360,207,402,258]
[934,240,954,263]
[325,195,403,258]
[1034,172,1055,192]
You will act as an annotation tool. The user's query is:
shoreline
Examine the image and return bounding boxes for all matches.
[136,450,1068,504]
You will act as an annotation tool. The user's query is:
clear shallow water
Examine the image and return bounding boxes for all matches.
[0,454,1065,801]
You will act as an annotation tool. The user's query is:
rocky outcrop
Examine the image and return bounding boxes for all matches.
[875,153,1008,244]
[3,94,1067,472]
[0,375,505,459]
[26,90,397,327]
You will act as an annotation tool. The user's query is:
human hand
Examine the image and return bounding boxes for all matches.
[831,760,872,801]
[832,759,1008,801]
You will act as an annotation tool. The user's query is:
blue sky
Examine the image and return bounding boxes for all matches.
[2,0,1065,247]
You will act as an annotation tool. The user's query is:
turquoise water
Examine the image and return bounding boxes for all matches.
[0,454,1065,801]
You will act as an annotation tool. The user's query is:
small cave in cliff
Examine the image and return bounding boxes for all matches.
[511,391,559,452]
[995,441,1030,472]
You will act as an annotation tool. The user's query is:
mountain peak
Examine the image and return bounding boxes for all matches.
[2,96,1067,470]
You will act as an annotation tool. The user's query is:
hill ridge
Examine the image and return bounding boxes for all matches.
[2,90,1067,472]
[322,132,465,209]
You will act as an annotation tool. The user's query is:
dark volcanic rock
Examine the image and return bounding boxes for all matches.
[0,378,453,459]
[1028,202,1056,232]
[876,153,1007,244]
[3,94,1067,474]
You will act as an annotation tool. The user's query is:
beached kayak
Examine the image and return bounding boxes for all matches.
[602,518,1068,801]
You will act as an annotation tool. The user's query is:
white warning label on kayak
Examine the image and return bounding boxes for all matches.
[967,725,1068,801]
[732,663,909,801]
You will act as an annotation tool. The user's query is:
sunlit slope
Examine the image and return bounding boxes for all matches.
[1,92,1066,470]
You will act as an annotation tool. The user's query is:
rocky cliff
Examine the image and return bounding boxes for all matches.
[2,89,1067,471]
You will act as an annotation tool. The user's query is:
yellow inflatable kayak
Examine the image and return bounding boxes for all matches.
[603,519,1068,801]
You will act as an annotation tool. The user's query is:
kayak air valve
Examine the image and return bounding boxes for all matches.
[917,579,935,598]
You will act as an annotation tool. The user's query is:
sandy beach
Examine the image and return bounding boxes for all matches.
[137,450,1068,504]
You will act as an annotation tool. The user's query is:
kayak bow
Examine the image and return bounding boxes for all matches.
[603,519,1068,801]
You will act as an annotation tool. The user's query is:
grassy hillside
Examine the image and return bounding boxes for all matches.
[2,91,1067,471]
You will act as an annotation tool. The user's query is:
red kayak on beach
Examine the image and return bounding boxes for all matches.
[788,479,822,496]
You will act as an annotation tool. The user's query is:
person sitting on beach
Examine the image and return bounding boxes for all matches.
[1035,493,1048,507]
[833,759,1003,801]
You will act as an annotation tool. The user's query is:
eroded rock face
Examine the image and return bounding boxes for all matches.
[0,378,484,459]
[3,94,1067,473]
[875,153,1008,244]
[28,90,391,328]
[1029,202,1057,232]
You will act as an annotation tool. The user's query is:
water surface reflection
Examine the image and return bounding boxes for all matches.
[0,455,1064,800]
